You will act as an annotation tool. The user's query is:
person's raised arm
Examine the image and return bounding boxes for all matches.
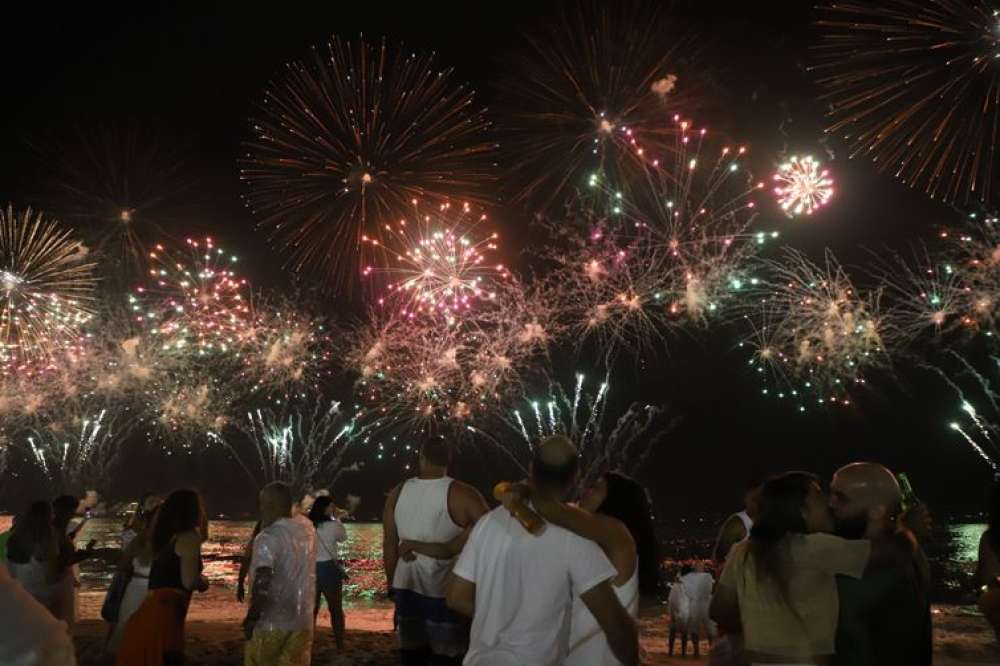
[382,484,402,590]
[446,573,476,618]
[579,580,639,666]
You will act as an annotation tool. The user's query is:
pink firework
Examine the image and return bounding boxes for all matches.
[130,237,252,358]
[773,155,834,217]
[362,201,510,326]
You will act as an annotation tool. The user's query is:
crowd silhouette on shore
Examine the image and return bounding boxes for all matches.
[1,432,998,665]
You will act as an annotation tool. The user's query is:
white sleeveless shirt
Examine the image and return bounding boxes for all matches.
[392,476,464,598]
[565,560,640,665]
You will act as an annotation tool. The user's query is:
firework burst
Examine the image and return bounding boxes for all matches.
[501,1,695,209]
[743,249,890,407]
[540,115,772,356]
[0,206,96,375]
[30,124,193,276]
[241,36,496,292]
[362,201,510,325]
[813,1,1000,204]
[773,155,834,217]
[130,237,252,360]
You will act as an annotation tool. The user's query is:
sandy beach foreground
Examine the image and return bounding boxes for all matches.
[70,587,999,665]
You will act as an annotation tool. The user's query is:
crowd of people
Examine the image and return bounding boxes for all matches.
[0,433,997,665]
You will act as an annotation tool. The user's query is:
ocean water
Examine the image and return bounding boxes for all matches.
[0,517,986,603]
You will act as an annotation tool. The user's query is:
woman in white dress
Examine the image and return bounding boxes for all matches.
[506,471,660,665]
[5,501,61,616]
[107,504,160,654]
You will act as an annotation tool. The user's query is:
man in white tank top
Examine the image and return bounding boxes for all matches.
[383,435,488,664]
[711,480,762,564]
[709,479,761,666]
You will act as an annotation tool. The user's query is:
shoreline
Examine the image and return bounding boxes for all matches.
[71,588,999,665]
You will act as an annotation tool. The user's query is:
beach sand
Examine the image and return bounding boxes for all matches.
[72,587,999,665]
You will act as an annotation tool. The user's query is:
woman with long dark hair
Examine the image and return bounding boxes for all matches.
[6,501,60,615]
[502,470,657,665]
[710,472,874,665]
[308,495,348,650]
[978,478,1000,640]
[117,489,209,666]
[106,503,161,654]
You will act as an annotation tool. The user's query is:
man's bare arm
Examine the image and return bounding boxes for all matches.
[382,484,402,589]
[446,573,476,618]
[580,580,639,666]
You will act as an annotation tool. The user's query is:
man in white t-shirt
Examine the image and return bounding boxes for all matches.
[448,435,639,666]
[243,482,318,666]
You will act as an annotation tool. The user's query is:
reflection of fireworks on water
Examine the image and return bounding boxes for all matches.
[24,406,132,493]
[541,116,772,356]
[473,372,678,485]
[501,1,693,209]
[773,156,834,217]
[362,202,510,325]
[241,36,495,292]
[209,394,364,497]
[743,249,889,407]
[131,237,251,358]
[813,1,1000,204]
[31,124,192,275]
[0,206,96,375]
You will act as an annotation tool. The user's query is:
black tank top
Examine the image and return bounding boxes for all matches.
[149,538,202,591]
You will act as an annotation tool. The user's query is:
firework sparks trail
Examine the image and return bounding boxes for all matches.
[483,373,678,489]
[23,407,132,493]
[949,422,998,470]
[812,1,1000,204]
[212,395,364,498]
[241,36,495,293]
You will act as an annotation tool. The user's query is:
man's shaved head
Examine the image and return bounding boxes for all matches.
[830,462,901,539]
[531,435,579,493]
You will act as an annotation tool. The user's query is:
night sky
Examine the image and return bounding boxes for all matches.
[0,1,991,518]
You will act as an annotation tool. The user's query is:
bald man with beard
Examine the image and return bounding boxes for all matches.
[828,463,932,666]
